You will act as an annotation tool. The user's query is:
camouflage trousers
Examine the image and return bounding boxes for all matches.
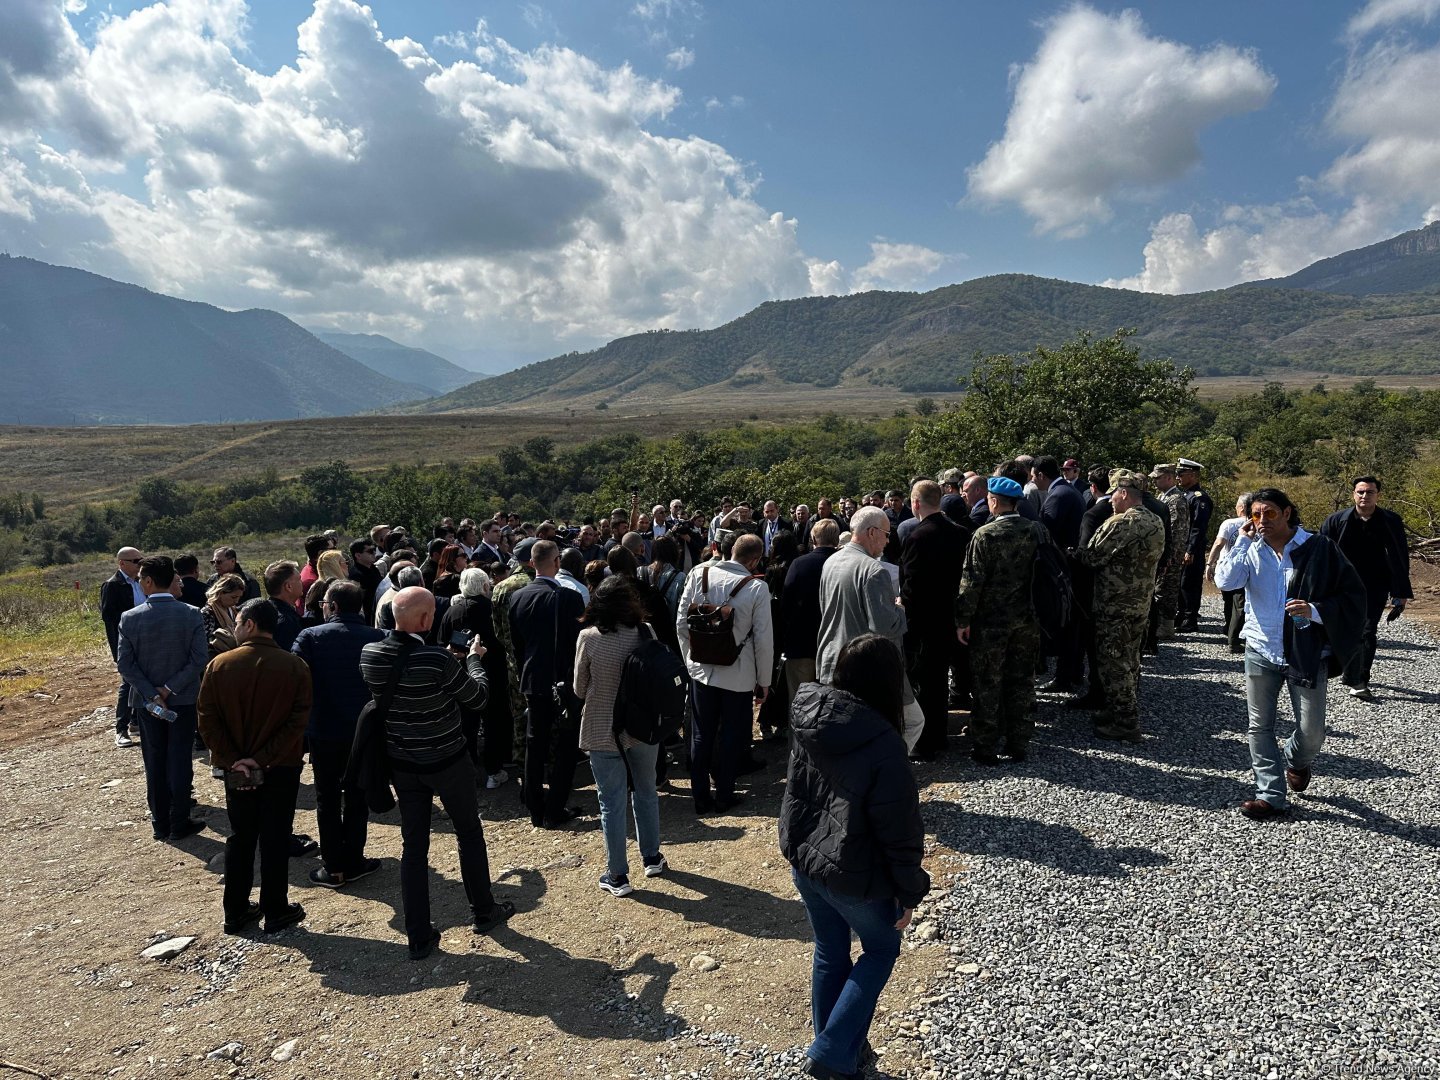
[1094,610,1147,732]
[968,622,1040,754]
[1154,560,1184,623]
[506,650,527,769]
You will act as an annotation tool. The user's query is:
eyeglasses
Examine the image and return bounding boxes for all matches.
[120,558,140,565]
[1250,507,1281,521]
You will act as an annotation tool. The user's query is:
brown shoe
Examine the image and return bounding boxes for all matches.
[1239,799,1288,822]
[1285,766,1311,792]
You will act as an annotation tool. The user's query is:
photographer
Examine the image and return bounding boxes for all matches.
[197,598,311,934]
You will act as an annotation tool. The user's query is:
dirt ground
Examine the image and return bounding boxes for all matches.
[0,672,956,1080]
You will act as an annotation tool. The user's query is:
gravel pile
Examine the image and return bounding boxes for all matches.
[652,600,1440,1079]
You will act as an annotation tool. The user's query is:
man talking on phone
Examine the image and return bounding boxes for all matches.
[1215,489,1365,821]
[198,598,312,933]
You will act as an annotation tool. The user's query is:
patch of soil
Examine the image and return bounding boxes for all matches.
[0,695,958,1079]
[0,645,114,751]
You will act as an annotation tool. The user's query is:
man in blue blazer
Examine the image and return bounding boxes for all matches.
[117,556,209,841]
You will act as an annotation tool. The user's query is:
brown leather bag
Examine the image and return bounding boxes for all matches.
[685,566,763,666]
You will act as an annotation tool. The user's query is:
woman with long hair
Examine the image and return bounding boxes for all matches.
[202,573,246,656]
[302,549,350,625]
[432,544,469,599]
[781,633,928,1079]
[574,576,667,897]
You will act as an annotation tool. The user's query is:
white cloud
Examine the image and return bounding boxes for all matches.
[851,240,948,293]
[1348,0,1440,36]
[665,46,694,71]
[967,6,1275,236]
[0,0,826,359]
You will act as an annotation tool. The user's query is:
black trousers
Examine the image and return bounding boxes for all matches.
[308,736,369,876]
[1349,586,1391,687]
[1222,589,1246,653]
[1179,559,1204,620]
[138,703,196,837]
[481,661,513,775]
[689,681,751,805]
[523,692,579,825]
[222,764,300,921]
[907,632,951,756]
[114,679,133,735]
[394,756,495,948]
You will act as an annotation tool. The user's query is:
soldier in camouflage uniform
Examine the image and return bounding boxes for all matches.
[490,538,537,769]
[1149,464,1192,641]
[954,476,1045,764]
[1075,469,1167,742]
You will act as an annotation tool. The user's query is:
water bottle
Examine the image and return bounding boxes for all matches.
[1289,608,1311,630]
[145,700,179,722]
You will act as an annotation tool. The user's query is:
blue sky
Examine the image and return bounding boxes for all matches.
[2,0,1439,370]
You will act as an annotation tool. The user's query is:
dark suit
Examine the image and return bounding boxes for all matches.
[760,516,793,556]
[508,577,586,825]
[100,569,140,736]
[178,576,207,608]
[940,492,969,526]
[900,513,969,755]
[1040,481,1088,684]
[116,595,207,837]
[439,593,512,775]
[1320,506,1414,686]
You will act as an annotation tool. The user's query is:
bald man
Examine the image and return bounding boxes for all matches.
[101,546,146,747]
[359,586,512,959]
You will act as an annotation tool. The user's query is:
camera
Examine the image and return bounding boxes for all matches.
[449,628,475,650]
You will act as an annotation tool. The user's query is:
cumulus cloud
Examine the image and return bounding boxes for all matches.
[851,240,948,293]
[967,6,1275,236]
[665,46,694,70]
[0,0,826,359]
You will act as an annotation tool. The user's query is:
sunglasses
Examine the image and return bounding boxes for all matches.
[1250,507,1281,521]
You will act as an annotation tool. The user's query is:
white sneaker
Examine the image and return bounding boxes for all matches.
[485,769,510,790]
[115,732,136,748]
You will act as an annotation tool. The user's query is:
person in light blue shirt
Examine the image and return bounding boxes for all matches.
[1215,488,1365,822]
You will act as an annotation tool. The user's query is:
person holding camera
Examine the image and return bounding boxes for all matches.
[197,598,312,933]
[508,540,587,828]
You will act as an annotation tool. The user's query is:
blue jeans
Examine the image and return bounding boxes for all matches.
[137,703,196,836]
[588,744,661,878]
[1243,647,1327,808]
[792,868,902,1075]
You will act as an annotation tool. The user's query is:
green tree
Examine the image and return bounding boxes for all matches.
[522,436,555,464]
[907,330,1195,473]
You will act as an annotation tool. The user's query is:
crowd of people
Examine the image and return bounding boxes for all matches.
[97,457,1414,1080]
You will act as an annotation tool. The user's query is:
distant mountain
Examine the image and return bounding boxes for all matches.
[1259,221,1440,295]
[311,331,478,395]
[410,268,1440,411]
[0,256,429,425]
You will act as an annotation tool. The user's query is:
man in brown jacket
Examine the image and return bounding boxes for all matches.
[198,598,313,935]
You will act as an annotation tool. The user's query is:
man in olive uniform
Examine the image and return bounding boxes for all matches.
[1075,470,1166,743]
[1149,464,1191,642]
[954,476,1046,764]
[1175,458,1213,632]
[490,537,537,769]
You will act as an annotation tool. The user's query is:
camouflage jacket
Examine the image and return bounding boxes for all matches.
[954,513,1043,629]
[1159,487,1191,563]
[491,566,536,712]
[1077,506,1166,616]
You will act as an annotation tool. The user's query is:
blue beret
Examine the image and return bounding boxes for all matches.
[987,476,1024,499]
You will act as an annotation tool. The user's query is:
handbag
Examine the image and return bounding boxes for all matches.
[685,566,763,666]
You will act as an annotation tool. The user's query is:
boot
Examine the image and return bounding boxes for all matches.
[1157,617,1176,641]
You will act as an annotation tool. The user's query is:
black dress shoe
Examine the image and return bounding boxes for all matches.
[264,903,306,933]
[168,819,205,841]
[541,807,582,829]
[223,903,263,935]
[692,798,715,815]
[409,926,442,961]
[712,793,747,813]
[289,834,320,857]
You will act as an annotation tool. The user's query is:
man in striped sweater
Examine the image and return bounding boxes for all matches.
[360,587,514,960]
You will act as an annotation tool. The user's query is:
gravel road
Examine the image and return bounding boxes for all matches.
[659,599,1440,1079]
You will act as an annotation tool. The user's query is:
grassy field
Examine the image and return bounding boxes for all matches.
[8,372,1440,512]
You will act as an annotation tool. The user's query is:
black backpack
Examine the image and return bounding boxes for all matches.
[613,625,688,745]
[1031,531,1073,639]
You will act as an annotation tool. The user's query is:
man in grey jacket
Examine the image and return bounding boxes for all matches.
[675,532,773,814]
[116,555,209,841]
[816,507,924,753]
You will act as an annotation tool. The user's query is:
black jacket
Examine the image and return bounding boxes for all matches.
[780,683,929,909]
[508,577,586,694]
[348,562,383,625]
[1287,533,1368,689]
[99,570,138,658]
[1318,507,1413,600]
[899,512,968,636]
[780,546,837,660]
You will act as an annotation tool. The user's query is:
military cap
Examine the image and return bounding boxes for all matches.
[1176,458,1204,472]
[987,476,1025,499]
[1149,463,1176,478]
[1109,468,1144,492]
[1062,458,1079,469]
[512,537,538,563]
[938,468,964,485]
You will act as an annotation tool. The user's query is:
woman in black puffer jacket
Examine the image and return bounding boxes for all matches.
[780,633,929,1080]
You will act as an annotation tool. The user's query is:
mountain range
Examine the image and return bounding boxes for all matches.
[4,221,1440,425]
[413,220,1440,410]
[0,256,427,425]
